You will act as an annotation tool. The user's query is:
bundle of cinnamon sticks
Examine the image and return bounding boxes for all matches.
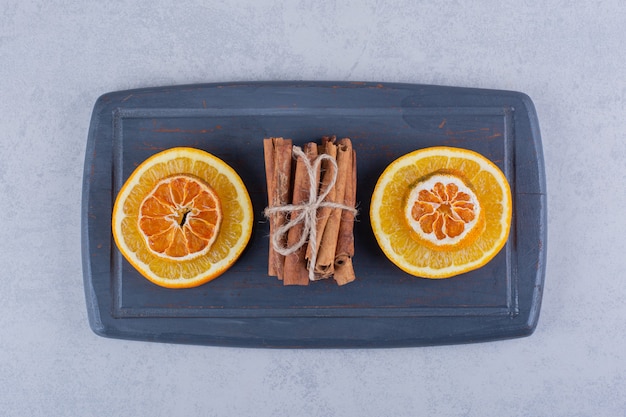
[263,136,357,286]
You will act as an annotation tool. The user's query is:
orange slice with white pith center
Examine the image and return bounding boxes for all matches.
[405,172,485,251]
[112,147,253,288]
[370,146,512,279]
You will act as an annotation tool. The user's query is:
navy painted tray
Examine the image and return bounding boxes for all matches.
[81,81,546,348]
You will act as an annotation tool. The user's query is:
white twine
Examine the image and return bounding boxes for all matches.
[264,145,358,281]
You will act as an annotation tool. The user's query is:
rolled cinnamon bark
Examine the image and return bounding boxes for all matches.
[334,147,357,285]
[314,138,353,278]
[305,137,337,275]
[263,137,292,280]
[283,142,318,285]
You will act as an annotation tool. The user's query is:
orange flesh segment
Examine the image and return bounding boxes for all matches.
[405,173,481,248]
[138,174,222,260]
[411,182,476,239]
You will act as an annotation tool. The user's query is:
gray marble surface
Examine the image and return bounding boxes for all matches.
[1,1,625,416]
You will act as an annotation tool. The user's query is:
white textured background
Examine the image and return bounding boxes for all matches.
[1,1,625,416]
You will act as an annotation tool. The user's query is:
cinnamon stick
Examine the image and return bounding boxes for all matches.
[263,138,277,276]
[283,142,318,285]
[305,137,337,274]
[334,147,357,285]
[263,137,292,279]
[314,138,353,278]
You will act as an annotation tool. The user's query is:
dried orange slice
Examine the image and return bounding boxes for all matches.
[112,147,253,288]
[370,147,512,278]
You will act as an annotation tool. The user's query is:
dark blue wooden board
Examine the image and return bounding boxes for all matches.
[81,81,546,347]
